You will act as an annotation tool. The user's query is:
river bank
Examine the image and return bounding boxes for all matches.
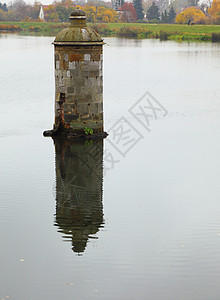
[1,22,220,42]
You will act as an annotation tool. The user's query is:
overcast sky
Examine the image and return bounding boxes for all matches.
[4,0,52,5]
[5,0,110,5]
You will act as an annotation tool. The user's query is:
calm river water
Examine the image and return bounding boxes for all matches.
[0,34,220,300]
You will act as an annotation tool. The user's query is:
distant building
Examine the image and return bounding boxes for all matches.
[39,5,45,21]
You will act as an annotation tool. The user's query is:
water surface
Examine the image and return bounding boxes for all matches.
[0,34,220,299]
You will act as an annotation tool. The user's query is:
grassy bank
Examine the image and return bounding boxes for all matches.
[0,22,67,34]
[1,21,220,42]
[91,23,220,42]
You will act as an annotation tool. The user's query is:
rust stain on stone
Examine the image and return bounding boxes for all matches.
[69,53,84,61]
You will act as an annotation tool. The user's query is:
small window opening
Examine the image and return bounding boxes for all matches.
[59,93,65,103]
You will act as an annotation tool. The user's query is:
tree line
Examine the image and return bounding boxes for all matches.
[0,0,118,22]
[0,0,219,24]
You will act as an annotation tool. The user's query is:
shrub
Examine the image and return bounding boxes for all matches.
[89,23,112,35]
[196,16,210,24]
[148,19,160,23]
[116,26,144,37]
[135,19,148,23]
[84,127,93,136]
[159,30,170,41]
[143,30,153,38]
[212,32,220,42]
[212,15,220,24]
[29,26,41,32]
[0,24,21,31]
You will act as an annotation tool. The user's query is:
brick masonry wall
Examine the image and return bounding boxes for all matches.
[54,45,103,134]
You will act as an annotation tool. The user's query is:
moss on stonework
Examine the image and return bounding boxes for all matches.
[54,27,103,43]
[54,10,103,43]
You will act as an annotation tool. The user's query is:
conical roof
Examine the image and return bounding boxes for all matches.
[54,9,104,45]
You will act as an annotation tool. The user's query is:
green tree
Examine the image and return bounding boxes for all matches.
[115,0,124,10]
[0,9,6,20]
[48,11,60,22]
[27,1,41,20]
[0,3,8,12]
[188,0,199,6]
[6,10,17,21]
[168,6,176,23]
[56,5,69,22]
[10,0,28,20]
[161,10,169,22]
[133,0,144,20]
[147,1,160,20]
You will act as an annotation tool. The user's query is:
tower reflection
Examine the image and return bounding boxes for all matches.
[53,138,104,254]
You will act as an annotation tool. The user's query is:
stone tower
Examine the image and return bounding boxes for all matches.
[50,9,106,137]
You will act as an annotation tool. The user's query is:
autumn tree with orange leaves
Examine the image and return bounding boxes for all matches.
[209,0,220,16]
[208,0,220,24]
[176,0,220,24]
[81,5,118,23]
[176,7,205,23]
